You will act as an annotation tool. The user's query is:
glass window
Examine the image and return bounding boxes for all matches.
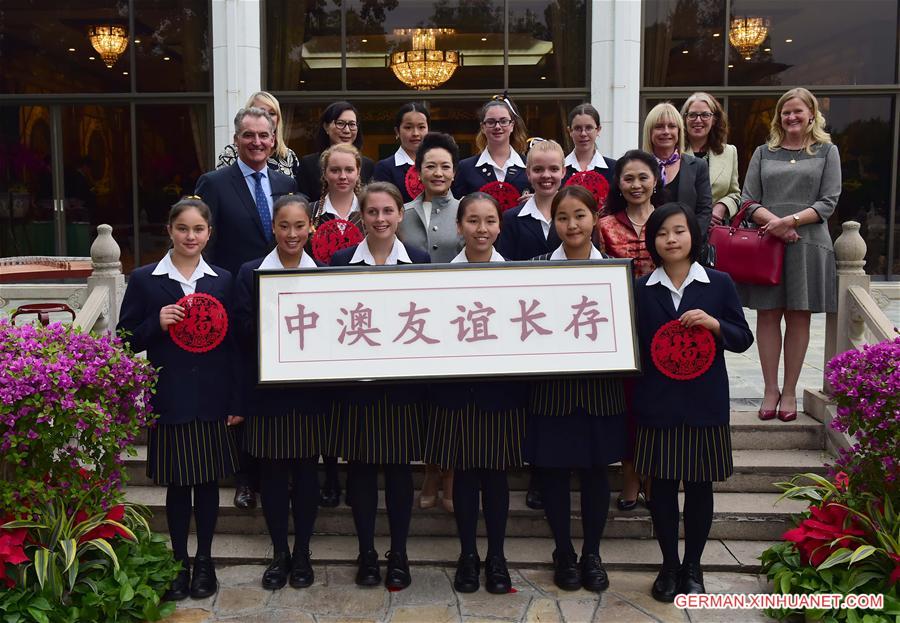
[728,1,898,86]
[729,95,894,276]
[643,0,726,87]
[267,0,343,92]
[135,0,211,92]
[0,1,131,94]
[508,0,586,89]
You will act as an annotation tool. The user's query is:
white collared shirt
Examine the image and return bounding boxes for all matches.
[646,262,710,309]
[517,196,552,239]
[393,147,416,167]
[475,149,525,183]
[564,149,608,172]
[549,244,604,261]
[152,250,218,295]
[237,159,273,217]
[450,248,505,263]
[349,237,412,265]
[322,194,360,219]
[258,247,318,270]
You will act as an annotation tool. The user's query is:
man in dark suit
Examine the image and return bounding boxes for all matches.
[195,107,298,510]
[196,107,299,277]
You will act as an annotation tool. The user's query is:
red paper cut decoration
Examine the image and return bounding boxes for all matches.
[565,170,610,207]
[650,319,716,381]
[169,293,229,353]
[479,181,521,212]
[404,166,424,200]
[312,218,364,265]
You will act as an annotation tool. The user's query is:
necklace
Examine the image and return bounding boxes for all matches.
[627,214,648,235]
[782,145,802,164]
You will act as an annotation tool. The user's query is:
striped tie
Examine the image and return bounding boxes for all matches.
[251,171,273,242]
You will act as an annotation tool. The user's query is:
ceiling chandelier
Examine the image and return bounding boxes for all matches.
[729,16,769,58]
[390,28,459,90]
[88,24,129,68]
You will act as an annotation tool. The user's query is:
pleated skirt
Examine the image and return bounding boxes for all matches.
[332,400,424,464]
[245,409,329,460]
[525,409,627,469]
[147,419,239,486]
[633,423,733,482]
[423,404,526,471]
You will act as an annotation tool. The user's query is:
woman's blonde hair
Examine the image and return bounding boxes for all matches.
[767,87,832,154]
[246,91,288,160]
[642,103,685,155]
[525,139,565,167]
[474,99,529,155]
[680,92,728,155]
[319,143,363,199]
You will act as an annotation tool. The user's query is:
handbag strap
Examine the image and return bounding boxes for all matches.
[730,200,756,228]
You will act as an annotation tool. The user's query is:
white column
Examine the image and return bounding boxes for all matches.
[211,0,263,156]
[590,0,642,159]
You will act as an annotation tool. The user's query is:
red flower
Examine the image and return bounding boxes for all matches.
[834,472,849,491]
[0,522,29,581]
[479,181,521,212]
[405,166,424,200]
[783,502,867,567]
[313,218,364,265]
[78,505,132,543]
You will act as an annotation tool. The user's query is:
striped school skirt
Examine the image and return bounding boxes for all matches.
[424,404,526,471]
[147,419,239,486]
[245,409,329,460]
[633,423,733,482]
[333,399,424,464]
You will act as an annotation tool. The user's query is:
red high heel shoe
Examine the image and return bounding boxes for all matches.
[777,396,797,422]
[758,393,780,421]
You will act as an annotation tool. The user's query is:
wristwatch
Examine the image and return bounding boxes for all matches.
[792,214,801,225]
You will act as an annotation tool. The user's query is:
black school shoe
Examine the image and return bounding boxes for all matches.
[261,551,291,590]
[525,487,544,510]
[164,566,190,601]
[319,486,341,508]
[190,555,218,599]
[484,555,512,594]
[355,549,381,586]
[552,549,581,591]
[454,553,480,593]
[651,565,680,602]
[678,562,706,595]
[385,550,412,590]
[290,550,315,588]
[580,554,609,592]
[233,485,257,510]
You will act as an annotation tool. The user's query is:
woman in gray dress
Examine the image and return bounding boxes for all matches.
[739,87,841,423]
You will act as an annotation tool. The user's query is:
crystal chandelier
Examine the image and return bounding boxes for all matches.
[390,28,459,90]
[729,16,769,57]
[88,24,129,68]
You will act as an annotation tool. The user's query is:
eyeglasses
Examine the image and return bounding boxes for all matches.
[332,120,358,130]
[571,125,598,134]
[483,118,513,128]
[685,112,714,121]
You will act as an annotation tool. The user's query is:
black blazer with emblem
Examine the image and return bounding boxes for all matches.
[495,203,562,261]
[117,263,239,426]
[632,268,753,429]
[451,153,529,198]
[373,157,416,204]
[194,162,298,276]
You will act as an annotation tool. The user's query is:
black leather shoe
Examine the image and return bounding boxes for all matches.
[552,549,581,591]
[678,562,706,595]
[484,555,512,594]
[261,551,290,590]
[233,485,257,510]
[319,486,341,508]
[290,550,314,588]
[580,553,609,592]
[164,567,190,601]
[355,549,381,586]
[616,495,638,511]
[385,550,411,590]
[525,487,544,510]
[190,555,218,599]
[453,553,480,593]
[651,565,680,602]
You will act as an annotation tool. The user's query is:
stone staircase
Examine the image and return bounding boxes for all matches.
[123,410,831,573]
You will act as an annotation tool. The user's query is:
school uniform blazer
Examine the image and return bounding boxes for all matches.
[451,155,529,198]
[117,263,239,426]
[294,151,375,202]
[670,153,713,241]
[194,162,298,277]
[495,203,562,261]
[398,193,462,263]
[233,257,329,417]
[561,155,617,187]
[632,268,754,429]
[373,157,416,204]
[685,144,741,218]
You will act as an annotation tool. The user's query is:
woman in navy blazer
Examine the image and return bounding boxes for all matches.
[632,203,753,602]
[117,197,240,602]
[451,97,530,199]
[372,103,430,204]
[329,182,430,591]
[233,195,330,591]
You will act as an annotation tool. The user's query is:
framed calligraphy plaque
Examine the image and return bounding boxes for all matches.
[256,261,639,384]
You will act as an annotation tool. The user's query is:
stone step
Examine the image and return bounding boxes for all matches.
[127,487,807,541]
[176,534,774,573]
[123,446,831,493]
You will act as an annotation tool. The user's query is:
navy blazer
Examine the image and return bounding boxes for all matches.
[451,154,529,198]
[233,256,330,418]
[295,152,375,202]
[117,263,239,425]
[632,268,753,429]
[194,162,298,277]
[373,157,416,204]
[495,204,562,261]
[561,156,617,188]
[668,153,713,244]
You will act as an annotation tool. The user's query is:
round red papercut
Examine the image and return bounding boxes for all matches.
[479,181,521,212]
[565,171,610,207]
[168,293,229,353]
[312,218,364,265]
[404,166,424,200]
[650,319,716,381]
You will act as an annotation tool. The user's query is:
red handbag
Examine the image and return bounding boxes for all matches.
[708,200,785,286]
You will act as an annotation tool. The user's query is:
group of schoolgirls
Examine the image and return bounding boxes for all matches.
[117,95,754,606]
